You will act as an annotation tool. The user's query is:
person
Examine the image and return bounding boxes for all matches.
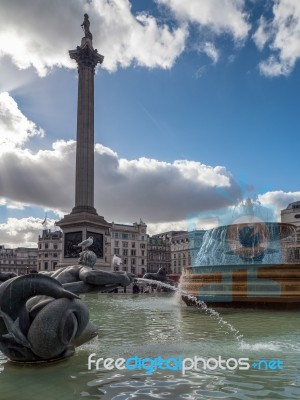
[132,282,140,294]
[144,285,150,294]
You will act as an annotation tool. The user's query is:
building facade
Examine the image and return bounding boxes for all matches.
[147,236,171,273]
[0,245,38,274]
[281,201,300,262]
[150,230,206,280]
[38,229,62,271]
[109,220,148,276]
[171,230,206,276]
[281,201,300,228]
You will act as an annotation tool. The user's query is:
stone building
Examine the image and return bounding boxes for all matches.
[150,230,206,280]
[38,229,62,271]
[281,201,300,262]
[0,245,38,274]
[109,220,147,276]
[170,230,206,276]
[147,236,171,273]
[281,201,300,228]
[170,232,189,274]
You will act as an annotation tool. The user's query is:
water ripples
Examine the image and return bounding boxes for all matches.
[0,293,299,399]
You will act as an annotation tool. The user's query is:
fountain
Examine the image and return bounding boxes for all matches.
[181,199,300,309]
[0,249,134,363]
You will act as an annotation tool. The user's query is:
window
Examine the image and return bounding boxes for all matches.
[141,259,144,265]
[122,241,128,247]
[39,244,42,249]
[115,241,119,247]
[131,250,136,256]
[142,250,145,256]
[114,248,120,255]
[123,249,128,256]
[45,253,48,258]
[114,266,119,271]
[44,262,48,270]
[114,232,119,239]
[124,258,127,265]
[131,258,136,265]
[173,261,176,267]
[140,243,145,249]
[131,267,136,274]
[122,266,127,271]
[141,235,144,241]
[54,244,58,250]
[45,243,49,249]
[131,234,136,240]
[295,249,300,260]
[122,234,129,240]
[132,242,136,248]
[53,253,58,258]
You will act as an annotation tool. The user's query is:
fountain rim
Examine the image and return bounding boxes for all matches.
[205,221,297,242]
[210,222,297,230]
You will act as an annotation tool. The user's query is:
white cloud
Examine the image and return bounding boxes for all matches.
[0,140,239,223]
[252,16,270,51]
[0,0,187,76]
[259,190,300,215]
[147,219,188,235]
[157,0,250,41]
[199,42,219,64]
[0,92,241,228]
[255,0,300,77]
[0,217,57,248]
[0,92,44,149]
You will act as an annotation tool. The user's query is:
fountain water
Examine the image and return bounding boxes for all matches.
[182,199,300,309]
[137,278,244,342]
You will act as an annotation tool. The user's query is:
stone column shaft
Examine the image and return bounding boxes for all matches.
[75,65,95,212]
[69,39,104,215]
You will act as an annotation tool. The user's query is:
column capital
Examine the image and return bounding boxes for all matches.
[69,43,104,70]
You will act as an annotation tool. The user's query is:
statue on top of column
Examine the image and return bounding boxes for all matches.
[81,13,93,40]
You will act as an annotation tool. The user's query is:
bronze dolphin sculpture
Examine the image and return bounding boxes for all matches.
[0,274,97,363]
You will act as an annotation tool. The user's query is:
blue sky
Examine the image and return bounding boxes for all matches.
[0,0,300,247]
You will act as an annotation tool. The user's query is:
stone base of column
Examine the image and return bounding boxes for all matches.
[71,205,98,215]
[56,211,111,270]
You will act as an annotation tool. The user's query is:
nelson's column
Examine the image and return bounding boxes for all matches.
[57,14,110,268]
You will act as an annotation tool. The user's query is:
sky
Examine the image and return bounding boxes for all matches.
[0,0,300,247]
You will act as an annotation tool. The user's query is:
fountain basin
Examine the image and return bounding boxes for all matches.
[182,221,300,309]
[181,264,300,309]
